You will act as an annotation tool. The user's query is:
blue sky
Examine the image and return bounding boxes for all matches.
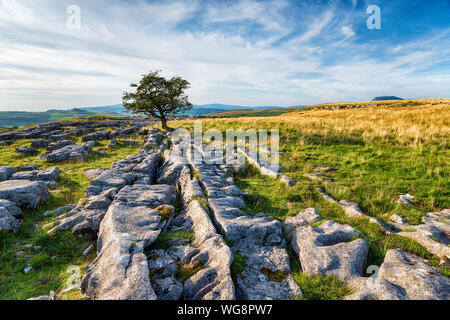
[0,0,449,111]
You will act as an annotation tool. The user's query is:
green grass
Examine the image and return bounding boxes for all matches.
[149,231,195,250]
[293,273,353,300]
[0,128,146,300]
[230,254,247,283]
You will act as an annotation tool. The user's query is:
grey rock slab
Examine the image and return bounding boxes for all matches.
[153,277,183,300]
[0,166,16,181]
[283,208,322,237]
[147,249,176,279]
[0,180,49,208]
[0,199,23,232]
[114,184,175,208]
[397,194,415,206]
[81,201,162,300]
[83,168,108,180]
[292,220,369,282]
[379,249,450,300]
[184,235,235,300]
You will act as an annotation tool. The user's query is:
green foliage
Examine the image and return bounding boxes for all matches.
[293,273,353,300]
[260,267,287,282]
[231,254,247,281]
[122,70,192,129]
[150,231,195,250]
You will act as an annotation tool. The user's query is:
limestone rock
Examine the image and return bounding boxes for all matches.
[379,249,450,300]
[397,194,415,206]
[153,278,183,300]
[0,166,16,181]
[0,180,49,208]
[0,199,23,232]
[292,221,369,282]
[83,168,108,180]
[283,208,322,237]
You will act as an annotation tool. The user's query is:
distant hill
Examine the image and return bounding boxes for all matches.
[79,103,303,116]
[372,96,403,101]
[0,108,120,128]
[204,107,303,117]
[0,103,303,128]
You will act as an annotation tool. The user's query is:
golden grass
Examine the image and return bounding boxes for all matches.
[173,99,450,147]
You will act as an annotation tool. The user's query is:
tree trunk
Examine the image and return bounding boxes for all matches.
[160,115,170,131]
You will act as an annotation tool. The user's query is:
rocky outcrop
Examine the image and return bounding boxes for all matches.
[0,199,23,232]
[346,249,450,300]
[46,142,95,162]
[181,201,235,300]
[0,180,49,209]
[379,249,449,300]
[10,167,60,187]
[185,143,301,300]
[81,183,175,300]
[0,166,16,182]
[292,220,369,282]
[392,209,450,259]
[283,208,322,237]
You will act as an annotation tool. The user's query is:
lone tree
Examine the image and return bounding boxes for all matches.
[122,70,192,130]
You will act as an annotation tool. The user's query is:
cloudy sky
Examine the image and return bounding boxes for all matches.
[1,0,449,111]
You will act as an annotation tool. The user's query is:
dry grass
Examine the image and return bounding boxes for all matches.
[173,99,450,147]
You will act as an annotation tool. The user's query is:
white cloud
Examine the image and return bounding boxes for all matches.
[0,0,449,111]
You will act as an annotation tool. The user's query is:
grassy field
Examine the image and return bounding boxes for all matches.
[203,107,301,118]
[171,98,450,297]
[0,109,120,129]
[0,133,145,300]
[1,98,448,300]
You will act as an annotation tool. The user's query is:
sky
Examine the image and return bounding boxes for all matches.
[0,0,449,111]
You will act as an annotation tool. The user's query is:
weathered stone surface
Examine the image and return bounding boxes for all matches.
[390,213,407,225]
[379,249,450,300]
[10,167,60,187]
[31,139,49,149]
[152,277,183,300]
[184,235,235,300]
[283,208,322,237]
[280,174,297,186]
[292,220,369,282]
[0,199,23,232]
[83,168,108,180]
[0,166,16,182]
[303,173,332,182]
[338,200,365,218]
[0,180,49,208]
[86,170,135,196]
[82,130,110,142]
[16,146,37,156]
[46,143,93,162]
[397,194,415,206]
[316,186,336,203]
[185,201,216,244]
[157,148,186,185]
[43,204,75,217]
[179,167,204,206]
[81,182,174,300]
[114,184,175,209]
[344,277,406,300]
[45,188,117,237]
[147,249,176,279]
[392,209,450,259]
[47,140,75,152]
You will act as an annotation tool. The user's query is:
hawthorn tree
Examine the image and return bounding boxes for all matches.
[122,70,192,130]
